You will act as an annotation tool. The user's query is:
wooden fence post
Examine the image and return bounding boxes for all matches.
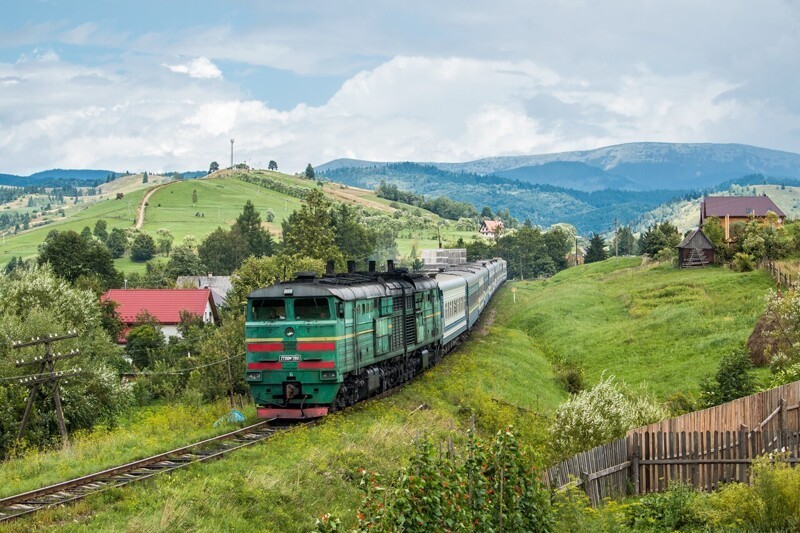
[631,433,640,495]
[580,471,591,502]
[778,397,786,450]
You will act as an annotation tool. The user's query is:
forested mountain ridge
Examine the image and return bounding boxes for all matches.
[319,142,800,191]
[323,162,686,233]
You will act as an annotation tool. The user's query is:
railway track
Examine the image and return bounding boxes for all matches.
[0,419,289,523]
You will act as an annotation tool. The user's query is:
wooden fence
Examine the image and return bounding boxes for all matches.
[544,381,800,505]
[764,260,795,288]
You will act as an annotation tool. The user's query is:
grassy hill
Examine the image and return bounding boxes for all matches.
[0,169,475,272]
[3,258,774,531]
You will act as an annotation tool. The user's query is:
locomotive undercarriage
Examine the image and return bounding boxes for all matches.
[329,342,445,413]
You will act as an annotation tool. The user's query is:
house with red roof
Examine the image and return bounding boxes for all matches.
[700,195,785,241]
[101,289,219,342]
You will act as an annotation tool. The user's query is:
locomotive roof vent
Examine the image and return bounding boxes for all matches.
[325,260,336,277]
[294,271,317,282]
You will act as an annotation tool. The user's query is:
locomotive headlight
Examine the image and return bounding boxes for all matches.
[246,371,262,381]
[321,370,337,380]
[285,327,295,337]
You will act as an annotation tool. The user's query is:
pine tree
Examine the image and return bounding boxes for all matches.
[281,189,342,265]
[233,200,273,257]
[584,233,608,263]
[305,163,315,180]
[192,189,198,205]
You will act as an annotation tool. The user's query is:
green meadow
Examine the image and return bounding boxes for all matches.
[0,188,147,265]
[5,258,774,531]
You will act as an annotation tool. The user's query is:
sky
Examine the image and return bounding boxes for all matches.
[1,0,799,175]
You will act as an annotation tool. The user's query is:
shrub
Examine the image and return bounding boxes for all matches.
[553,359,586,394]
[732,252,756,272]
[698,347,757,408]
[550,376,666,457]
[627,482,704,531]
[348,427,553,532]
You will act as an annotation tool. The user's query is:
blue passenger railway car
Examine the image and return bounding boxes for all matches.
[245,258,507,419]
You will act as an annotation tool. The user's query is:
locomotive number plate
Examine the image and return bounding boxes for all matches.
[280,355,301,362]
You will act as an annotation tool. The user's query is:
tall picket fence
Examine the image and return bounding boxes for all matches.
[543,380,800,506]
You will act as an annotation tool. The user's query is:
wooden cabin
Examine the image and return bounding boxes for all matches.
[677,228,715,268]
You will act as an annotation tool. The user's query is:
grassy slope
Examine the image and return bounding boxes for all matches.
[6,259,774,531]
[508,258,773,397]
[0,188,147,264]
[140,175,305,242]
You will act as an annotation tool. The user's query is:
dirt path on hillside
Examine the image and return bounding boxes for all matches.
[135,184,170,229]
[324,185,396,213]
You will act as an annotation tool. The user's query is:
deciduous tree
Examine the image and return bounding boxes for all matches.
[198,227,251,275]
[131,232,156,262]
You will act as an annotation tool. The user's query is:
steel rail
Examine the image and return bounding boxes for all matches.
[0,419,290,523]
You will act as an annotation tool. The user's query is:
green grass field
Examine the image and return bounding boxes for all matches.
[507,258,773,398]
[0,189,147,265]
[140,176,305,242]
[3,258,775,531]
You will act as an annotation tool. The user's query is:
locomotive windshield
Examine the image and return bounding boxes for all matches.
[251,299,286,320]
[294,297,331,320]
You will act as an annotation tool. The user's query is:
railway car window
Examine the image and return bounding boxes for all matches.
[252,299,286,320]
[295,298,331,320]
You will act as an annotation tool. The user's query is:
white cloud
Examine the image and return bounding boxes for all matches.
[165,57,222,79]
[0,52,795,176]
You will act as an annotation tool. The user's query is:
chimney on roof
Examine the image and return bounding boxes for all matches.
[387,260,395,272]
[368,260,376,272]
[325,260,335,276]
[347,260,356,274]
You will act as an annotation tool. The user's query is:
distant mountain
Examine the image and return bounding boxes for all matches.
[0,169,207,187]
[27,169,114,181]
[322,162,686,233]
[319,142,800,191]
[495,161,638,191]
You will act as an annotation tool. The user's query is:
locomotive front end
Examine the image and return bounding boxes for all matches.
[246,289,342,419]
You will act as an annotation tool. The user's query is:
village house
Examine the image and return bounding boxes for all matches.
[175,275,232,307]
[101,288,219,342]
[479,220,504,239]
[700,195,785,241]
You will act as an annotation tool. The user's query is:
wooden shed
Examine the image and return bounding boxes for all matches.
[677,228,715,268]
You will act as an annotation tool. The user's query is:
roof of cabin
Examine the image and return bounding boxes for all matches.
[677,228,715,250]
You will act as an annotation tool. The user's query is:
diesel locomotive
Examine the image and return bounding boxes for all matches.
[244,258,507,419]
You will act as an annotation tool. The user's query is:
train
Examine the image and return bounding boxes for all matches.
[244,258,507,419]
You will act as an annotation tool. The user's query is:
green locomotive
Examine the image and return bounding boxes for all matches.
[245,258,506,418]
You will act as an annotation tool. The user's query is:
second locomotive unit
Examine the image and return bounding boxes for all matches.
[245,258,507,419]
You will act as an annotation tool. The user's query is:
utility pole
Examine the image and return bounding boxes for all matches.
[614,218,619,260]
[230,138,234,169]
[575,237,579,266]
[14,331,82,443]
